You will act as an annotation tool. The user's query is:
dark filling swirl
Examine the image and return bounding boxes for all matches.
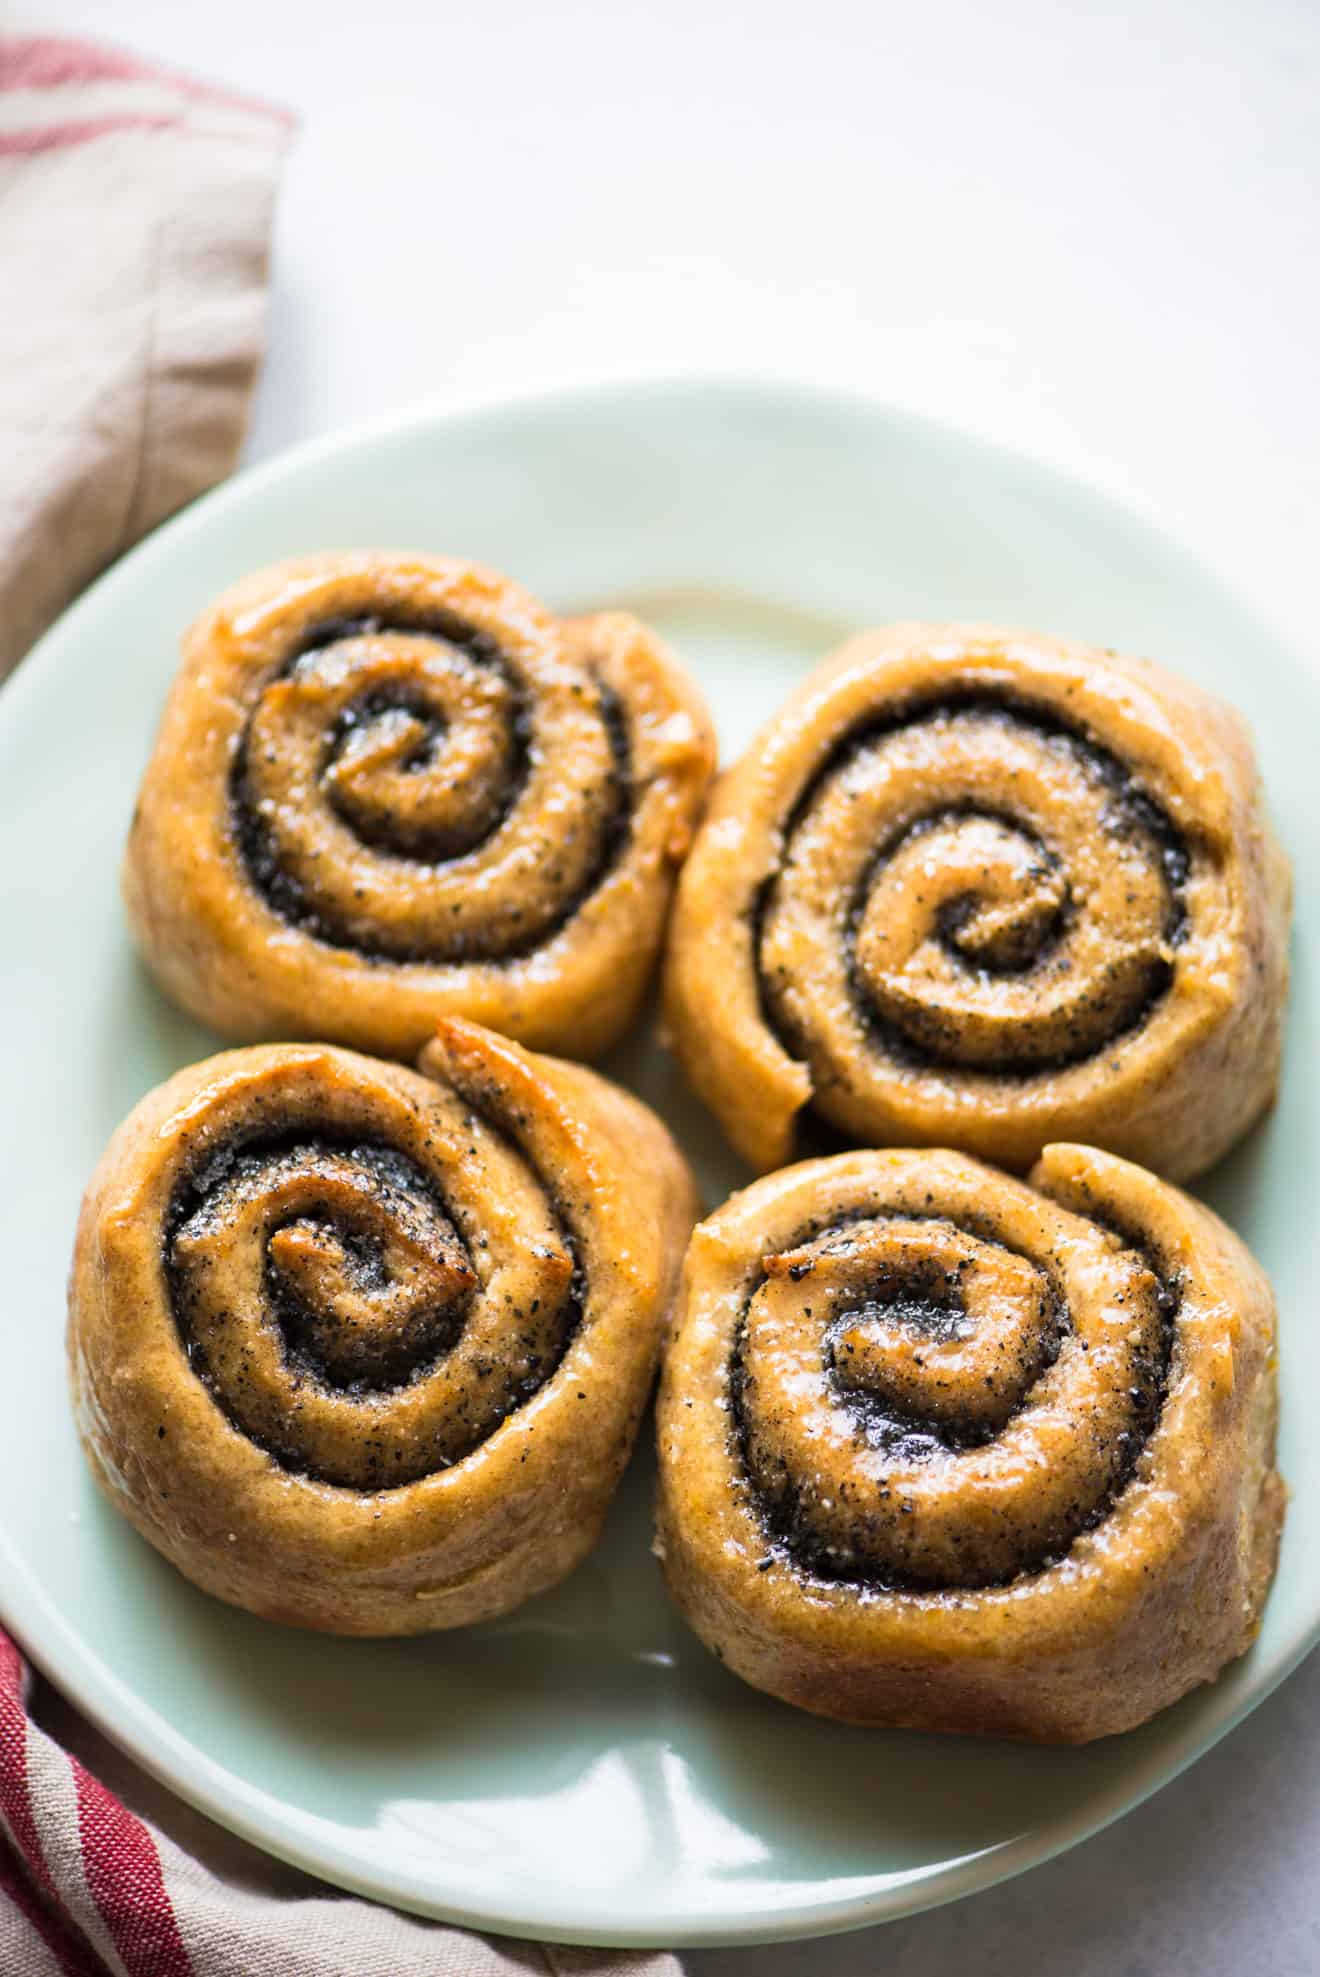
[230,609,630,964]
[731,1205,1175,1590]
[166,1128,580,1490]
[758,696,1190,1081]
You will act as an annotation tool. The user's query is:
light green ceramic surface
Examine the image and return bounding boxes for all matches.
[0,380,1312,1946]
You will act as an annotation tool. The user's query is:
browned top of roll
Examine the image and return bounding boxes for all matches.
[655,1142,1283,1738]
[124,553,715,1060]
[68,1021,700,1632]
[664,624,1290,1178]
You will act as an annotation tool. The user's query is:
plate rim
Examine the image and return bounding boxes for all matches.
[2,370,1315,1947]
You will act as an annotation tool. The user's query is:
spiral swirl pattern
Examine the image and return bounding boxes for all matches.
[233,603,625,963]
[656,1143,1284,1741]
[125,554,714,1060]
[69,1022,699,1634]
[766,701,1186,1079]
[735,1190,1168,1590]
[665,625,1289,1179]
[168,1133,577,1491]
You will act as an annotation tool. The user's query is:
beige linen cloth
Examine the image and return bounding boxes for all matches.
[0,33,678,1977]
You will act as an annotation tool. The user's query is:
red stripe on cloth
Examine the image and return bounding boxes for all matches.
[74,1765,193,1977]
[0,1632,24,1694]
[0,115,178,157]
[0,36,294,126]
[0,1633,56,1899]
[0,1846,108,1976]
[0,35,148,88]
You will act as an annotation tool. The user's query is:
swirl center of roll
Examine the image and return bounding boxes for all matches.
[232,609,629,965]
[314,638,519,860]
[736,1206,1170,1588]
[760,702,1188,1078]
[168,1134,578,1489]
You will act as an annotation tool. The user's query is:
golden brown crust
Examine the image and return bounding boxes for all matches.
[663,624,1291,1178]
[655,1143,1283,1742]
[123,553,715,1061]
[68,1021,700,1634]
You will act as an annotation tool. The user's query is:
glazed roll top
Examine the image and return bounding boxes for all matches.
[69,1021,699,1634]
[124,553,714,1060]
[656,1144,1283,1742]
[664,624,1290,1177]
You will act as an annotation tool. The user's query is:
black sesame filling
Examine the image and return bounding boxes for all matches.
[730,1207,1176,1594]
[164,1124,583,1490]
[229,609,633,966]
[752,691,1192,1083]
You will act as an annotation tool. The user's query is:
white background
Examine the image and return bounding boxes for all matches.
[48,0,1320,1970]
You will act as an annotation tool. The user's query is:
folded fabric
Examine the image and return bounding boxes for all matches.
[0,34,291,674]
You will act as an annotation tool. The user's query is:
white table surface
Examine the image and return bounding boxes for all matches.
[45,0,1320,1969]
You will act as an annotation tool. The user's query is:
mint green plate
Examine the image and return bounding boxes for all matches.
[0,380,1313,1946]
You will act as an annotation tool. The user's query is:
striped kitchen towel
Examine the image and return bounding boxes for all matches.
[0,34,291,674]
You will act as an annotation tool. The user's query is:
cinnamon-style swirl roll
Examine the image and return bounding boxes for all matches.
[656,1144,1283,1742]
[664,625,1290,1177]
[68,1020,699,1633]
[124,554,715,1060]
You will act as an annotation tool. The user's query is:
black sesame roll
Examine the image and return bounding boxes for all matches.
[655,1143,1284,1742]
[69,1024,698,1635]
[664,624,1289,1180]
[125,553,714,1063]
